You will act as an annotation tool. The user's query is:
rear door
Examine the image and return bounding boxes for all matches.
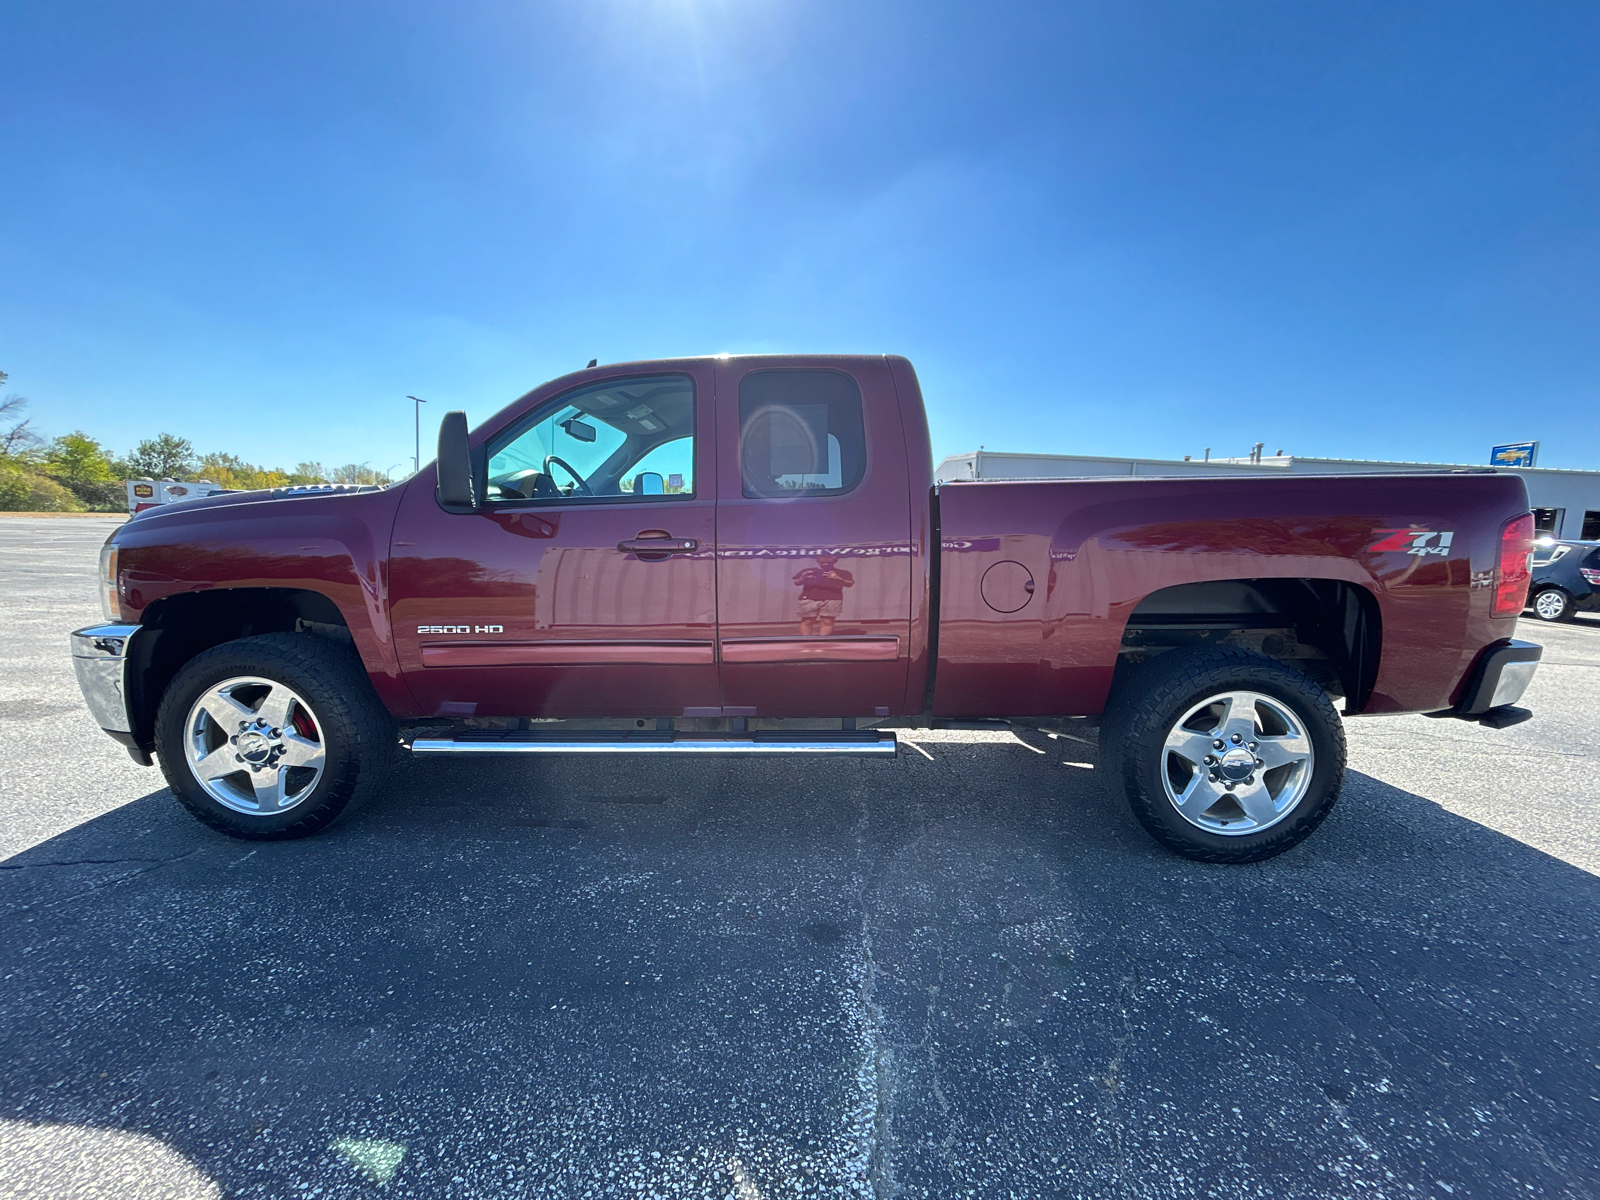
[389,366,720,718]
[712,357,913,717]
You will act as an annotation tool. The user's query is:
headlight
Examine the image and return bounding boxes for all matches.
[99,542,123,622]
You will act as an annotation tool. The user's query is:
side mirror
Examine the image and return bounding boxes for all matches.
[633,471,665,495]
[436,411,477,509]
[561,417,598,443]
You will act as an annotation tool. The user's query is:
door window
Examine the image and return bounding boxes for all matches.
[485,375,695,503]
[738,369,866,499]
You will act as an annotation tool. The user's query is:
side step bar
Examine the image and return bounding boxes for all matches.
[409,730,898,756]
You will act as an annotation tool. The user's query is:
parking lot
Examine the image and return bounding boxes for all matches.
[1,515,1596,1199]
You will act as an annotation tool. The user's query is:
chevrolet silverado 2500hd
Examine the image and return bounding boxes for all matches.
[71,355,1542,862]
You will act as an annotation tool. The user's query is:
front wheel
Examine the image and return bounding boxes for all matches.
[155,633,397,840]
[1532,588,1574,622]
[1100,648,1346,863]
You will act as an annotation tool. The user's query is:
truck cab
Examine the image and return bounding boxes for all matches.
[395,355,928,722]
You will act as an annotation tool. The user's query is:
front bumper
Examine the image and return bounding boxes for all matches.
[1455,638,1542,717]
[70,623,143,743]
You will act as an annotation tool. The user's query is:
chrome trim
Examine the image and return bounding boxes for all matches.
[1457,638,1542,716]
[1490,658,1539,708]
[410,735,898,756]
[69,623,143,734]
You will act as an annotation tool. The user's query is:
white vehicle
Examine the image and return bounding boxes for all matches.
[126,479,225,515]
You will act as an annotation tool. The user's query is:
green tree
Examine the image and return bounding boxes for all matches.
[46,431,115,482]
[0,465,82,512]
[195,451,295,491]
[124,433,196,479]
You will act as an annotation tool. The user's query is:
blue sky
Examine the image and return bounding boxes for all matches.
[2,0,1597,474]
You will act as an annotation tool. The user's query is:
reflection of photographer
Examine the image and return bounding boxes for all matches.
[793,555,854,635]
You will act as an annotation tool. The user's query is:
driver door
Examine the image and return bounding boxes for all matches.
[389,365,720,718]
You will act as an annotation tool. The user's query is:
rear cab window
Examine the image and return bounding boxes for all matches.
[737,370,866,499]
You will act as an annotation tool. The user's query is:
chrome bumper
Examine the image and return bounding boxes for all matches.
[70,623,142,734]
[1456,638,1542,716]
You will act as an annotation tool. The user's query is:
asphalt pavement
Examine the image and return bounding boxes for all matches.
[1,515,1596,1200]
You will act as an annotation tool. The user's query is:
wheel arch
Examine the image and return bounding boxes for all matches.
[1116,577,1382,713]
[126,588,359,752]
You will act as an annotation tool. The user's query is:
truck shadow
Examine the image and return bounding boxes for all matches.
[1,746,1596,1198]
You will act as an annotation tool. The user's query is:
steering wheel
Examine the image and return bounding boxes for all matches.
[543,455,594,497]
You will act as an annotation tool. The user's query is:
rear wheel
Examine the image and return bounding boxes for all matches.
[1101,648,1346,863]
[155,633,396,839]
[1532,588,1574,622]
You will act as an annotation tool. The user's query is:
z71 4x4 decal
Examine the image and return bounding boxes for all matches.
[1369,529,1455,556]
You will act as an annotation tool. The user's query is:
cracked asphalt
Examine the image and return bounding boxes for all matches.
[1,515,1597,1200]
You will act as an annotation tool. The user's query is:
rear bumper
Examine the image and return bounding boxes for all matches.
[1454,638,1542,717]
[69,623,142,735]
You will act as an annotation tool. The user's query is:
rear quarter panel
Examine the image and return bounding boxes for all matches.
[933,473,1529,717]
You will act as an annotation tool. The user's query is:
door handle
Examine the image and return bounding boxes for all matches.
[617,537,698,554]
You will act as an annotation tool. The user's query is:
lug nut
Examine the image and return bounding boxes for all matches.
[1203,755,1216,765]
[270,728,281,738]
[1212,739,1225,750]
[234,754,243,762]
[1255,758,1264,768]
[1225,782,1236,791]
[230,735,238,744]
[1248,741,1258,751]
[1230,733,1243,744]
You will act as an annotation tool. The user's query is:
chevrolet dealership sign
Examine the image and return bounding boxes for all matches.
[1490,442,1538,469]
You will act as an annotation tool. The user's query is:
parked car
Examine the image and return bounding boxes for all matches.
[1527,538,1600,622]
[70,354,1542,863]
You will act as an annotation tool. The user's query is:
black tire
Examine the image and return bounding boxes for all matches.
[155,633,397,840]
[1100,648,1346,864]
[1531,587,1575,622]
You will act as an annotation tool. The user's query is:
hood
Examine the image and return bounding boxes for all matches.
[127,483,390,522]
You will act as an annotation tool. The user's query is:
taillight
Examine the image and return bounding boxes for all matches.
[1582,568,1600,587]
[1493,514,1534,618]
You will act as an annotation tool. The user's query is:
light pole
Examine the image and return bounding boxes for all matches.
[408,396,426,474]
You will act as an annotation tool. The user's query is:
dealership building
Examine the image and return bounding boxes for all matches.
[934,450,1600,542]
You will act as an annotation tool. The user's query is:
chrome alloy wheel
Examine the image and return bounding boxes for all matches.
[183,676,326,815]
[1160,690,1315,836]
[1535,590,1568,620]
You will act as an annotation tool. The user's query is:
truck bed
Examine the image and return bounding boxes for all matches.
[932,471,1529,718]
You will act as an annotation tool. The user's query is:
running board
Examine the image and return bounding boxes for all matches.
[409,730,898,756]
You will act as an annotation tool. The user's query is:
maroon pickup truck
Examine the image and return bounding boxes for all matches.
[71,355,1542,862]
